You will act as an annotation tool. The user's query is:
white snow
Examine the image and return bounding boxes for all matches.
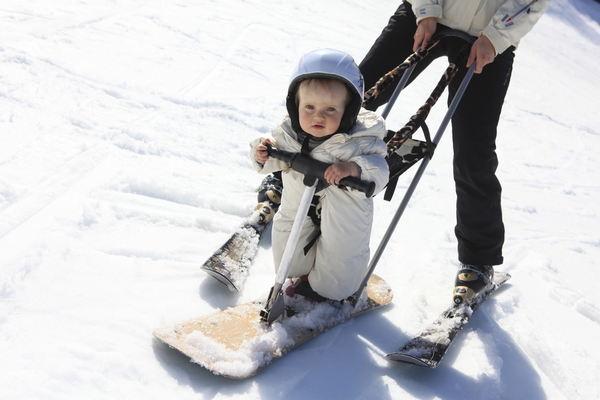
[1,0,599,399]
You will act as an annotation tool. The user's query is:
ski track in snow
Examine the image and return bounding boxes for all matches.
[2,0,600,399]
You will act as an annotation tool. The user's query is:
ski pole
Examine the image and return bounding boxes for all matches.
[350,63,476,306]
[380,63,416,120]
[260,178,317,324]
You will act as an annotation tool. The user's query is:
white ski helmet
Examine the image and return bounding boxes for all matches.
[286,49,364,135]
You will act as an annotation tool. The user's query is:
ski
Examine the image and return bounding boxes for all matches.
[201,174,282,292]
[386,271,511,368]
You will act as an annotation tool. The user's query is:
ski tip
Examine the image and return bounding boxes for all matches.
[386,352,436,368]
[201,265,240,292]
[493,271,511,287]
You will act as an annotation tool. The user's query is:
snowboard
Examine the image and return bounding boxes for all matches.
[386,271,511,368]
[154,274,393,379]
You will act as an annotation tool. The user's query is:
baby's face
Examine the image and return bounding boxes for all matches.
[297,80,348,137]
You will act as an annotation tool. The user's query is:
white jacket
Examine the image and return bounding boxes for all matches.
[407,0,551,55]
[249,108,389,300]
[249,108,389,198]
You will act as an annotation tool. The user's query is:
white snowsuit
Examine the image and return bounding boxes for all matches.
[249,108,389,300]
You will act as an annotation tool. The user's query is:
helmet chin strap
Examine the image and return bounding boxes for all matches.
[297,131,334,155]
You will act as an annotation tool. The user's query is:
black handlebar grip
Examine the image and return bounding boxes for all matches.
[266,145,376,198]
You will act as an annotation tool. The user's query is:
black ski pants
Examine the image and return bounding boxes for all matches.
[359,3,513,266]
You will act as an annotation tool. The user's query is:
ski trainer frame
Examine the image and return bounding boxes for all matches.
[350,31,476,305]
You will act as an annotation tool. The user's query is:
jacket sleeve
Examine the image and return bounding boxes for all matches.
[483,0,551,55]
[339,133,389,198]
[248,129,291,175]
[349,149,390,198]
[339,109,389,198]
[409,0,443,24]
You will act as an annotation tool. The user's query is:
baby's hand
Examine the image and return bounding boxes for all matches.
[255,139,271,164]
[324,162,359,185]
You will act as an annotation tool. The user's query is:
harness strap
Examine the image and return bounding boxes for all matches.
[301,135,311,157]
[303,194,322,255]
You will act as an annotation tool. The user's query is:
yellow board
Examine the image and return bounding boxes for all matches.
[153,274,393,379]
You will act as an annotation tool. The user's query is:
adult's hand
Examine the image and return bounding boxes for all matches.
[467,35,496,74]
[413,17,437,52]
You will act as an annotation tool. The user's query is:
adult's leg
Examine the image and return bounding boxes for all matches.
[449,47,515,266]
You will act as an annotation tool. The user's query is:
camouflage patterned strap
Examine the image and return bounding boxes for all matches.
[362,43,437,109]
[385,62,458,155]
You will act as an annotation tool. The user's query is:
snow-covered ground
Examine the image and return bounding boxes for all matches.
[1,0,599,399]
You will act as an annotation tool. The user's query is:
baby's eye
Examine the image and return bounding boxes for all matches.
[326,107,337,112]
[305,105,315,110]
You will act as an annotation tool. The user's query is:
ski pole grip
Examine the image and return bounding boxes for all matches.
[266,145,376,198]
